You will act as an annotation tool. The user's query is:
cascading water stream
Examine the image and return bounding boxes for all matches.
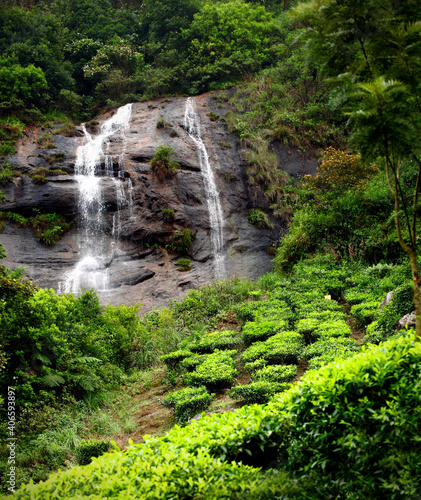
[59,103,133,294]
[184,97,226,278]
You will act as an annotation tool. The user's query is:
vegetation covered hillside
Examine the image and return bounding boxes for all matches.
[1,0,421,498]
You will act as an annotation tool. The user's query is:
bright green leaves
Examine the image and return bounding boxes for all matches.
[181,0,282,92]
[162,386,214,424]
[186,349,238,391]
[0,56,48,121]
[150,145,179,182]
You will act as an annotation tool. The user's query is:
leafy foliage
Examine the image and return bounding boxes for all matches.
[162,386,214,424]
[9,334,421,499]
[175,258,191,272]
[303,147,378,196]
[150,145,179,182]
[0,210,71,245]
[166,228,196,254]
[247,208,274,229]
[188,329,241,353]
[230,380,290,404]
[75,440,111,466]
[185,349,238,392]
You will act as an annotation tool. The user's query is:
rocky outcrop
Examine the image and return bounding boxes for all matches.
[396,312,416,332]
[1,93,317,312]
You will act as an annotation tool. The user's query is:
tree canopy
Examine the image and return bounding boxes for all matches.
[293,0,421,335]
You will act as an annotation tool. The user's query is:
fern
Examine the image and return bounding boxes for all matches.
[40,373,65,387]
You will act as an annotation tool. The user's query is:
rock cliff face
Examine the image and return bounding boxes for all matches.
[1,93,316,312]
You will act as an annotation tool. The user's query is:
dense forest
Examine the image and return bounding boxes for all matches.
[1,0,421,498]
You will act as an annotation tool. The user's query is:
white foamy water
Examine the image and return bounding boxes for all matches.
[59,104,133,294]
[184,97,226,278]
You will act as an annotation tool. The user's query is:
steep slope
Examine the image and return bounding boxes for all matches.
[1,93,312,310]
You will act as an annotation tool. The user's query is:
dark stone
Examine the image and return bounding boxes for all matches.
[2,94,318,311]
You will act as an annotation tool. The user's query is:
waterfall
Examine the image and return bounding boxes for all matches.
[184,97,226,278]
[59,103,133,294]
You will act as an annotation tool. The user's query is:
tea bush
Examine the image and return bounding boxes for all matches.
[283,333,421,498]
[188,329,241,353]
[12,334,421,499]
[185,349,238,392]
[243,358,268,373]
[296,317,351,339]
[75,439,111,466]
[160,350,193,370]
[235,299,293,323]
[162,386,214,425]
[242,320,288,345]
[241,331,303,365]
[253,364,297,383]
[350,300,380,327]
[230,380,291,404]
[179,353,207,372]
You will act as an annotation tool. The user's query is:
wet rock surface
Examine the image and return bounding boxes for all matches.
[1,94,317,312]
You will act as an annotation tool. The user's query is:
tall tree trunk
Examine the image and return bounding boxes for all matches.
[407,248,421,340]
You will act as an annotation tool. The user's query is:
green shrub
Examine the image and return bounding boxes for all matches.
[243,358,268,373]
[189,329,241,353]
[167,228,196,254]
[162,386,214,425]
[160,350,193,370]
[156,117,166,128]
[0,163,20,185]
[0,211,71,245]
[28,212,71,245]
[230,380,291,405]
[181,353,208,372]
[242,320,288,345]
[75,440,111,466]
[207,111,219,122]
[42,152,65,164]
[162,208,176,222]
[248,208,273,229]
[282,333,421,497]
[296,317,351,340]
[186,349,237,392]
[297,298,343,316]
[11,335,421,499]
[370,282,414,339]
[53,123,75,137]
[344,288,371,305]
[253,364,297,383]
[37,133,55,149]
[350,300,380,327]
[234,299,293,323]
[29,167,67,185]
[302,338,358,360]
[241,331,303,365]
[0,211,28,226]
[150,145,179,181]
[175,258,192,272]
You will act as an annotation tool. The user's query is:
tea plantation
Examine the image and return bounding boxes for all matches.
[4,255,421,499]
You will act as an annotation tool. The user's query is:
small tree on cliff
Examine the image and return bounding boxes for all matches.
[151,145,179,182]
[292,0,421,338]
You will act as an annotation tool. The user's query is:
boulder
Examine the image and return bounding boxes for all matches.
[396,311,416,332]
